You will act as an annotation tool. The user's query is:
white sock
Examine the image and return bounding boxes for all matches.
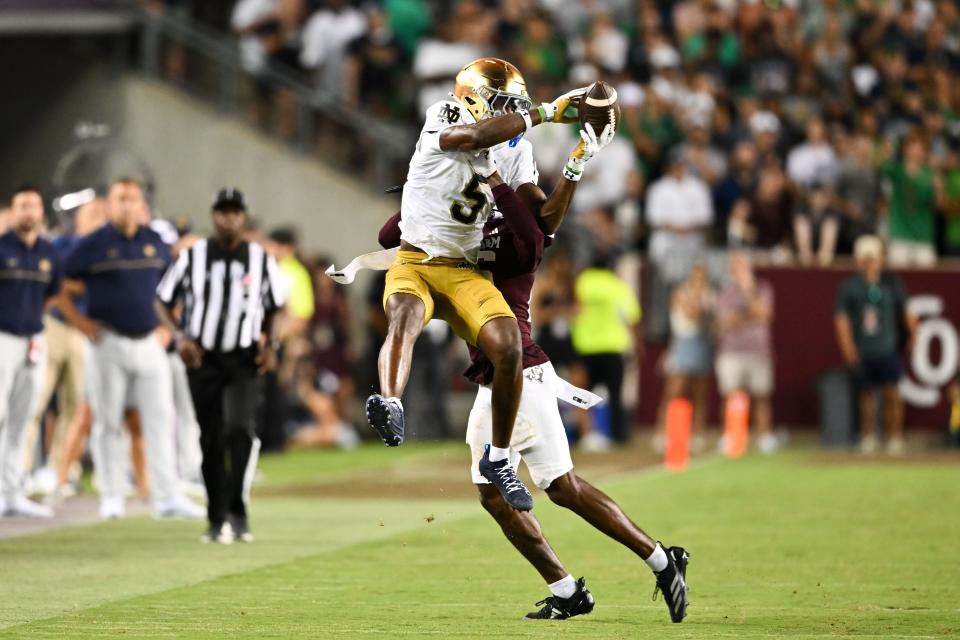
[548,574,578,599]
[387,396,403,410]
[645,543,669,573]
[487,445,510,462]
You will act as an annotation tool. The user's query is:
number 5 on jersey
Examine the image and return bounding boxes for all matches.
[450,175,487,224]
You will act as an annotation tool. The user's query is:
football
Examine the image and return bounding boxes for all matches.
[579,80,620,136]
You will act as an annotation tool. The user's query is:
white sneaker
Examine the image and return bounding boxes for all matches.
[336,422,361,450]
[757,432,780,455]
[6,496,54,518]
[690,435,708,455]
[99,496,126,520]
[886,437,906,456]
[860,434,879,455]
[30,466,58,497]
[154,494,205,520]
[580,431,613,452]
[649,432,666,455]
[716,435,728,454]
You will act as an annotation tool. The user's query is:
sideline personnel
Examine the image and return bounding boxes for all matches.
[58,178,204,520]
[157,188,285,544]
[0,185,60,518]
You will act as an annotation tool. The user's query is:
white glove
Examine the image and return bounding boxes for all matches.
[562,122,615,182]
[468,149,497,179]
[537,86,588,124]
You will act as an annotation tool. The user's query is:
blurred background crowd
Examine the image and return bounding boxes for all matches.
[155,0,960,266]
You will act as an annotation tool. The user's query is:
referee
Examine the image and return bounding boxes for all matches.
[156,188,285,544]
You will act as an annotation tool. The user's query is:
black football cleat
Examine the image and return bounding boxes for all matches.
[653,545,690,623]
[365,394,404,446]
[525,577,595,620]
[477,444,533,511]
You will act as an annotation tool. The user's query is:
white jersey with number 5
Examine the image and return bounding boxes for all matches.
[399,100,539,263]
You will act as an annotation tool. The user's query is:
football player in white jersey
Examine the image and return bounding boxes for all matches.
[367,58,583,511]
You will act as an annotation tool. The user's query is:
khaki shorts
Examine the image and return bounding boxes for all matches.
[716,352,774,397]
[383,250,514,345]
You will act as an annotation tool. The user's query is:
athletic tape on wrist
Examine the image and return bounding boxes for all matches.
[563,158,585,182]
[518,109,534,131]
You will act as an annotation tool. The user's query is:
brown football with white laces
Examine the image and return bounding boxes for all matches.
[578,81,620,136]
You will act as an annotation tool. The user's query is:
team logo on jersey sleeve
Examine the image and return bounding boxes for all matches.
[438,104,461,125]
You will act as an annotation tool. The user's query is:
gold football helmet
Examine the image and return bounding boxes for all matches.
[453,58,533,121]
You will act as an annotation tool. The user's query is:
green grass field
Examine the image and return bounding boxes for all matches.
[1,444,958,639]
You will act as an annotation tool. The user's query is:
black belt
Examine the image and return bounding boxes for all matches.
[108,327,155,340]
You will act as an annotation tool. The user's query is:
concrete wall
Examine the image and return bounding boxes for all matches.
[117,77,395,264]
[0,52,394,266]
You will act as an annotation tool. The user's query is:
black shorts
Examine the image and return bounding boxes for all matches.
[858,354,902,388]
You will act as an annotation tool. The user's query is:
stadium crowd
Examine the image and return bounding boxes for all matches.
[155,0,960,266]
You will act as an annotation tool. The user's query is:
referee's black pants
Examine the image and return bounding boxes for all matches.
[582,352,627,443]
[187,350,261,528]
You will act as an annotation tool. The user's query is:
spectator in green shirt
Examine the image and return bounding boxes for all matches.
[514,9,567,84]
[884,133,943,267]
[938,138,960,257]
[834,236,917,455]
[571,256,642,445]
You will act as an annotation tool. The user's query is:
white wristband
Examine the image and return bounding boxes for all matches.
[537,102,556,122]
[518,109,534,131]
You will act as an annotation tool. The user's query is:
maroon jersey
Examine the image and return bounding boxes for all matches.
[377,183,550,385]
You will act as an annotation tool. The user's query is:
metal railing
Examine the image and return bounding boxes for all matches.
[134,5,413,188]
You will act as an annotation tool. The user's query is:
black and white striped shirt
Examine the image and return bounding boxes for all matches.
[156,239,285,353]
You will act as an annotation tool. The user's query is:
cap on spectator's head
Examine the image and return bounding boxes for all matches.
[650,45,680,70]
[269,227,298,247]
[212,187,247,212]
[854,235,884,262]
[749,110,780,135]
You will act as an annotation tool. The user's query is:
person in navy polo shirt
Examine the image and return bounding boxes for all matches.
[0,185,60,518]
[57,178,204,520]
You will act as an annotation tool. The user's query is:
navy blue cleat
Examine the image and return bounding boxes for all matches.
[365,394,405,446]
[653,545,690,623]
[525,577,595,620]
[477,444,533,511]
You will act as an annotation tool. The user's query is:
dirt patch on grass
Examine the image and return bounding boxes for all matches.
[258,445,662,500]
